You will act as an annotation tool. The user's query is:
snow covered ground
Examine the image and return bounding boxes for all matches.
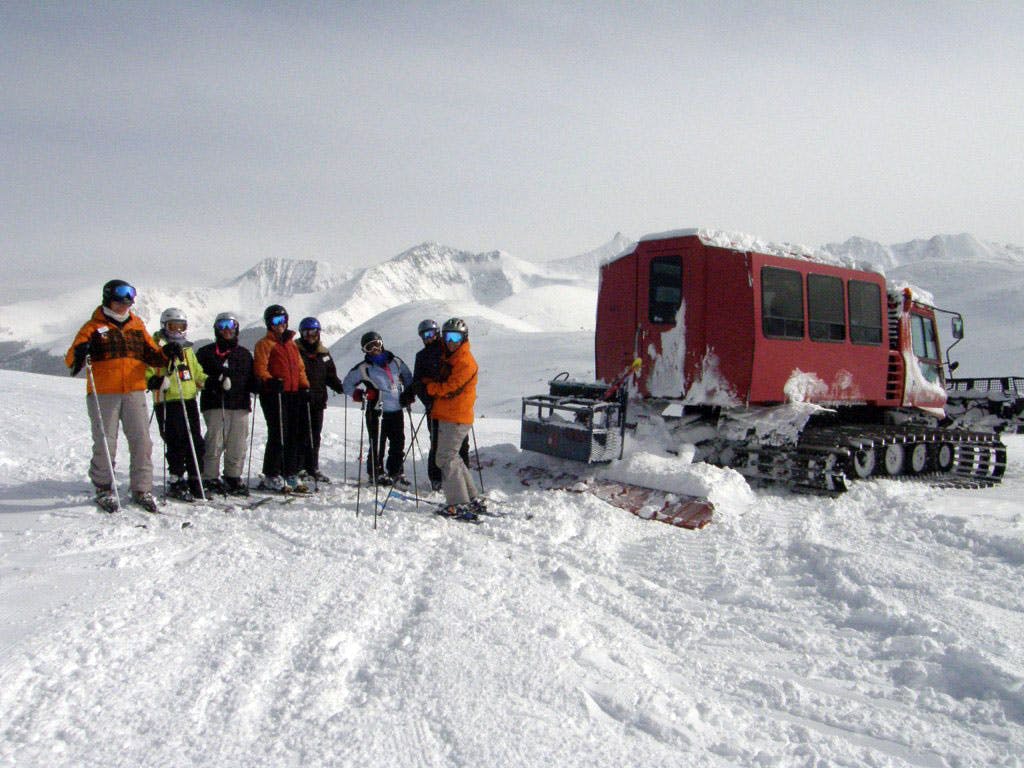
[1,369,1023,767]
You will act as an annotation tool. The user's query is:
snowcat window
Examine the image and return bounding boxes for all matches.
[761,267,804,339]
[807,274,845,342]
[910,313,941,382]
[648,256,682,324]
[848,280,882,345]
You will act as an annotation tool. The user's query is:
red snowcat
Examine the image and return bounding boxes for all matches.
[520,229,1011,527]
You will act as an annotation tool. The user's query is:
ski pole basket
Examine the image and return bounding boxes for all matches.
[520,375,628,463]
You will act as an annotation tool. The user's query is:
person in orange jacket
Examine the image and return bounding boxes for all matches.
[420,317,483,518]
[252,304,312,493]
[65,279,176,513]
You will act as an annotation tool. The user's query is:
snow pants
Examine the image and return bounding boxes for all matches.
[154,398,205,480]
[259,392,308,479]
[436,421,477,505]
[202,407,250,480]
[86,390,154,493]
[303,404,326,474]
[364,408,405,480]
[427,417,469,484]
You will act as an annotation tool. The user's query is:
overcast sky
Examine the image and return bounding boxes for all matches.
[3,2,1022,301]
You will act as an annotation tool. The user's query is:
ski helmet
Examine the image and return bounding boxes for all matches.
[441,317,468,338]
[213,312,239,334]
[417,319,439,338]
[102,279,136,307]
[299,317,321,333]
[360,331,383,352]
[160,307,188,341]
[263,304,288,328]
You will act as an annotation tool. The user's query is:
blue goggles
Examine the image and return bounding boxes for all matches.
[443,331,465,344]
[215,318,238,331]
[269,314,288,327]
[421,329,437,340]
[111,284,136,303]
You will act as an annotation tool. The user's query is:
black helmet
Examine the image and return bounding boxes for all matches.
[441,317,468,338]
[417,319,439,338]
[263,304,288,328]
[299,316,321,332]
[102,279,136,307]
[360,331,383,352]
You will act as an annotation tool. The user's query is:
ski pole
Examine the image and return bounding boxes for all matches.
[407,407,419,508]
[246,393,256,490]
[306,400,318,493]
[471,423,484,494]
[174,362,206,502]
[355,398,365,518]
[85,355,121,511]
[343,393,348,485]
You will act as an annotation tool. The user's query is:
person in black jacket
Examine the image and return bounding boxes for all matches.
[195,312,257,496]
[404,318,470,492]
[296,317,344,483]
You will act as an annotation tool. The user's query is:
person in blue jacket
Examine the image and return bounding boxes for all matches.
[342,331,413,486]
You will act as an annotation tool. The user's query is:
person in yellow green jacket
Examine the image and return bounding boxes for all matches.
[146,308,208,501]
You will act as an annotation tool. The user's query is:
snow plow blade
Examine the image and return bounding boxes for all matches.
[517,466,713,530]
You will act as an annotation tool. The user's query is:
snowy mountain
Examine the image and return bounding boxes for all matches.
[0,240,597,378]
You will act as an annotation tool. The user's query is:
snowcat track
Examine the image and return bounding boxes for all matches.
[720,424,1005,495]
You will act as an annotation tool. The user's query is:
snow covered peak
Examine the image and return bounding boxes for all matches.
[824,233,1024,269]
[227,257,349,297]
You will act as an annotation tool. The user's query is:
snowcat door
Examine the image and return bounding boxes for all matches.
[902,306,947,414]
[636,254,684,397]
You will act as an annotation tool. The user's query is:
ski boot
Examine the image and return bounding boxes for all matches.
[167,476,195,502]
[131,491,159,513]
[94,484,120,513]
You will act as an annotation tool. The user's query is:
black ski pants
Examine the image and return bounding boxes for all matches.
[260,392,309,479]
[303,404,326,474]
[427,416,469,484]
[365,408,405,480]
[155,398,205,480]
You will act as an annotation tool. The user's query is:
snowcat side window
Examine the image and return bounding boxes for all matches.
[648,256,682,324]
[807,274,845,342]
[848,280,882,345]
[761,267,804,339]
[910,313,941,383]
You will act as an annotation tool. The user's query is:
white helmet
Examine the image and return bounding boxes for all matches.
[160,307,188,340]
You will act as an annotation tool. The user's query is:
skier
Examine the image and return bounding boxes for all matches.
[146,308,208,501]
[403,318,470,492]
[342,331,413,486]
[195,312,257,496]
[253,305,311,493]
[296,316,344,483]
[65,280,174,513]
[420,318,483,518]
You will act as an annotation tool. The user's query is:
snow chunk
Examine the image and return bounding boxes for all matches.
[601,451,755,513]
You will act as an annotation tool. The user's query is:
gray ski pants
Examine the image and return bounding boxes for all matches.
[86,390,154,493]
[437,421,477,505]
[202,408,251,480]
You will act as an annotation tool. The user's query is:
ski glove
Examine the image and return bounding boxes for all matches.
[298,388,312,403]
[352,387,377,403]
[399,389,415,408]
[163,341,184,361]
[147,375,164,391]
[70,342,91,376]
[263,378,284,394]
[219,373,232,392]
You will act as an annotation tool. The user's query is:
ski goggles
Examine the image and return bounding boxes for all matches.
[269,314,288,327]
[443,331,465,344]
[110,284,136,303]
[164,320,187,333]
[362,339,384,353]
[215,318,238,331]
[301,328,319,336]
[420,329,437,341]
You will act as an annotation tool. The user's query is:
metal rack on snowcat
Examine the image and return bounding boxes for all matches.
[946,376,1024,433]
[520,374,628,464]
